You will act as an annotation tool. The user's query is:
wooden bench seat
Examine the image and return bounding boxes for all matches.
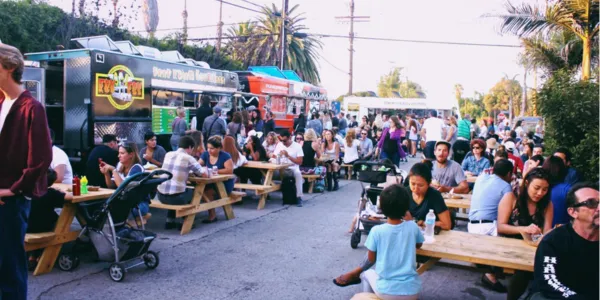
[25,231,80,252]
[150,200,194,211]
[341,164,353,180]
[230,191,246,200]
[233,183,279,195]
[302,174,321,193]
[25,232,56,244]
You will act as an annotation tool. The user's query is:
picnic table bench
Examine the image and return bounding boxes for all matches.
[25,183,115,275]
[301,174,321,193]
[234,161,292,210]
[416,230,535,274]
[150,174,243,235]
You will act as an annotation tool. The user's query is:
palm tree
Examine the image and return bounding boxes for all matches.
[498,0,599,80]
[226,4,323,84]
[225,21,259,64]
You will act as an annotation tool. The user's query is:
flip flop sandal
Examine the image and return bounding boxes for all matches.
[333,276,361,287]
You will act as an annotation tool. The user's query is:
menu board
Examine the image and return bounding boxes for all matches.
[152,107,189,134]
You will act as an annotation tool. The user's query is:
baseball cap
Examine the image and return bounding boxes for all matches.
[504,141,516,153]
[247,105,257,111]
[213,106,222,114]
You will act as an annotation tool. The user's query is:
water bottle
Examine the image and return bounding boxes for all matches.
[276,153,281,165]
[424,209,436,243]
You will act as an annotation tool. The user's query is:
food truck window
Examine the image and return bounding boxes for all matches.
[183,92,197,108]
[152,89,184,107]
[287,98,305,115]
[204,93,232,111]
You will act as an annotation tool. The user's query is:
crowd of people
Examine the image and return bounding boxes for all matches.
[332,108,597,300]
[0,42,597,300]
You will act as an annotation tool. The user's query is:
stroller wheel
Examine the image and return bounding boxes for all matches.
[143,251,160,269]
[57,254,80,271]
[350,229,361,249]
[109,263,126,282]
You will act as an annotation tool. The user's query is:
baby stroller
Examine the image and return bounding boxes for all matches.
[350,160,405,249]
[76,170,172,282]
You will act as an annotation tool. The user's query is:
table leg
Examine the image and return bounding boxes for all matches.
[308,180,314,194]
[417,257,440,275]
[216,182,235,220]
[257,170,275,210]
[180,184,205,235]
[34,203,76,275]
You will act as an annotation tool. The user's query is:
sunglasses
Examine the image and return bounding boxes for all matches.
[472,147,482,150]
[572,198,599,209]
[361,133,367,135]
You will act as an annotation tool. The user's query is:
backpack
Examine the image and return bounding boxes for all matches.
[313,166,326,193]
[281,171,297,205]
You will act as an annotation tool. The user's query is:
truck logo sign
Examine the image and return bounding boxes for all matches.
[95,65,144,110]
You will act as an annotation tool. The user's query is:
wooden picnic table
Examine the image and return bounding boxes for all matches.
[150,174,242,235]
[442,193,472,209]
[25,183,115,276]
[234,161,293,210]
[416,230,535,275]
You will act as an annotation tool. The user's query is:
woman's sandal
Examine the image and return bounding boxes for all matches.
[333,275,362,287]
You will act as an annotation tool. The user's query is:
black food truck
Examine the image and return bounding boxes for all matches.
[23,35,239,172]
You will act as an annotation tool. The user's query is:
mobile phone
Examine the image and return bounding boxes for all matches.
[98,158,106,167]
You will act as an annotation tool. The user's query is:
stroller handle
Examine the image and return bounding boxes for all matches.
[138,169,173,186]
[352,160,398,175]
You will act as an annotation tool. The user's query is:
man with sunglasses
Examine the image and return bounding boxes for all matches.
[529,182,599,300]
[358,129,374,160]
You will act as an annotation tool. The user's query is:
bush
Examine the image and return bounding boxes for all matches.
[537,70,599,182]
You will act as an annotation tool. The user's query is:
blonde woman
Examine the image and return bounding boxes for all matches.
[262,131,280,157]
[170,107,192,150]
[342,130,360,165]
[300,129,323,170]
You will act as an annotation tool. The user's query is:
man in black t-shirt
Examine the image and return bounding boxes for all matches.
[85,134,119,188]
[530,182,599,300]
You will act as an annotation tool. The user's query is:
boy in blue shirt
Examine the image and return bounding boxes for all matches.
[339,185,424,299]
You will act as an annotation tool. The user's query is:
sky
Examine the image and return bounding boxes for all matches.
[48,0,540,101]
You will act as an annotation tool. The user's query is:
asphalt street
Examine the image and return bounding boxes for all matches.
[29,157,509,300]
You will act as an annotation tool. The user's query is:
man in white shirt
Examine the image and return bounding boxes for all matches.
[421,110,446,159]
[271,130,304,206]
[49,130,73,184]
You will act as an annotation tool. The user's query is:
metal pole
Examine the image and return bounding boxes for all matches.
[216,0,223,53]
[280,0,288,70]
[348,0,354,95]
[521,70,527,116]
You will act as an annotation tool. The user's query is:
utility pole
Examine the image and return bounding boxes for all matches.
[521,70,527,116]
[216,0,223,53]
[336,0,369,95]
[182,0,188,45]
[279,0,288,70]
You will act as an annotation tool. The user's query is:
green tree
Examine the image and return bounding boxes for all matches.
[498,0,599,80]
[377,68,426,98]
[537,70,599,181]
[225,4,323,84]
[482,77,523,117]
[0,1,242,71]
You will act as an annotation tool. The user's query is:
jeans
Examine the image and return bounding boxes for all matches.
[424,141,436,159]
[380,151,400,166]
[158,189,194,221]
[0,195,31,300]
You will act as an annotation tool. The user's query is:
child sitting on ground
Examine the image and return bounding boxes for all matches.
[27,168,73,270]
[339,184,424,300]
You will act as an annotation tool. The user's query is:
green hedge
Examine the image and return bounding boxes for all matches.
[537,70,599,182]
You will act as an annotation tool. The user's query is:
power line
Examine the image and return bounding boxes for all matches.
[132,21,258,33]
[186,33,522,48]
[234,0,264,9]
[218,0,264,14]
[319,56,349,75]
[314,34,522,48]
